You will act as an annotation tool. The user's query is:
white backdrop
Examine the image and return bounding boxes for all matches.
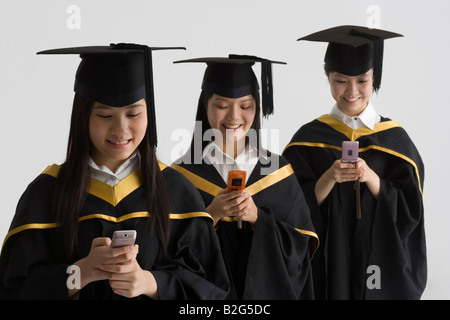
[0,0,448,299]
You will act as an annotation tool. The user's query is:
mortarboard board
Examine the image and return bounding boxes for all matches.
[174,55,286,118]
[37,43,186,147]
[297,25,403,92]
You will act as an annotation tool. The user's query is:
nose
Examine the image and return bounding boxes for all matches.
[346,81,359,97]
[226,104,240,121]
[110,115,129,136]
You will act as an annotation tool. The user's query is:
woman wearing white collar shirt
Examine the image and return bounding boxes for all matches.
[283,26,426,300]
[172,55,318,299]
[0,44,230,300]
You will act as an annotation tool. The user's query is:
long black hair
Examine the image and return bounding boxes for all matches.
[53,93,170,260]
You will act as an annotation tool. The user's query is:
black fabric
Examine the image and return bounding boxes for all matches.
[173,154,318,299]
[174,55,285,117]
[283,116,426,299]
[0,165,229,300]
[37,44,185,147]
[298,25,403,91]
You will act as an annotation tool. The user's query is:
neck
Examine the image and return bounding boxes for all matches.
[222,138,246,159]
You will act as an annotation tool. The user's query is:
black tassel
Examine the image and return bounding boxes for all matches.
[372,39,383,93]
[228,54,274,118]
[348,29,385,92]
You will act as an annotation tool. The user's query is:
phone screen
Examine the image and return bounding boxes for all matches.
[342,141,359,163]
[227,170,246,191]
[231,178,243,186]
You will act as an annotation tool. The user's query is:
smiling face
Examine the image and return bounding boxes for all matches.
[89,98,147,172]
[328,69,374,117]
[206,93,256,152]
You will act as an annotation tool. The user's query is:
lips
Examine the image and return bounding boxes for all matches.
[223,124,242,130]
[107,139,131,148]
[344,97,360,102]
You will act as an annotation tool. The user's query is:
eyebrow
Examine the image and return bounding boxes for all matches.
[213,97,254,103]
[93,103,145,110]
[333,72,371,79]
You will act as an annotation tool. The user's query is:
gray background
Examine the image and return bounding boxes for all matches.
[0,0,448,299]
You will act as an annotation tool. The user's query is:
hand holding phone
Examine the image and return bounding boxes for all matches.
[227,170,247,229]
[111,230,137,247]
[341,141,361,219]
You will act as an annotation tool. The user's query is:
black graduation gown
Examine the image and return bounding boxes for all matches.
[171,154,319,300]
[282,114,426,300]
[0,162,230,300]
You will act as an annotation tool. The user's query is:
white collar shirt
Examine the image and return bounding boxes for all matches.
[330,102,381,130]
[202,142,264,184]
[88,152,140,187]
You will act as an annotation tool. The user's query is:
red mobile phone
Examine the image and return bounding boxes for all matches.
[342,141,359,163]
[111,230,137,247]
[227,170,247,192]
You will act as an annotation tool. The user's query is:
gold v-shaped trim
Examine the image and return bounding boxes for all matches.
[316,114,401,141]
[245,164,294,196]
[2,211,213,251]
[170,163,318,255]
[171,163,294,197]
[42,161,168,207]
[170,164,223,196]
[89,171,142,206]
[78,211,213,223]
[283,142,422,196]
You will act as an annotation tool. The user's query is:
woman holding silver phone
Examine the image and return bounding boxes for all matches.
[283,26,426,300]
[0,44,229,300]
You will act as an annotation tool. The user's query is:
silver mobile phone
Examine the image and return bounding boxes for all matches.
[111,230,137,247]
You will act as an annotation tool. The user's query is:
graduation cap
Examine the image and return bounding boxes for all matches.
[297,25,403,92]
[37,43,186,147]
[174,55,286,118]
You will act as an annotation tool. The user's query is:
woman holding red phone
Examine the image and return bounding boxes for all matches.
[0,44,229,300]
[283,26,426,299]
[172,55,318,299]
